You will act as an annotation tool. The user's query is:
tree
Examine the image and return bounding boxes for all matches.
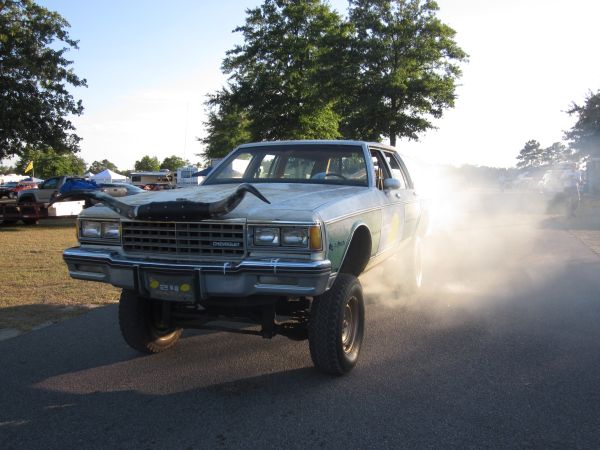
[0,0,87,159]
[0,163,15,174]
[15,147,86,178]
[565,90,600,157]
[541,142,571,165]
[516,140,543,169]
[160,155,189,172]
[203,0,347,154]
[134,155,160,172]
[87,159,118,174]
[343,0,467,145]
[200,88,253,160]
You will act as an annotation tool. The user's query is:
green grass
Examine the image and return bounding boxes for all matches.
[0,218,120,330]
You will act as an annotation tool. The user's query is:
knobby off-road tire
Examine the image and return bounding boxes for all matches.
[309,273,365,375]
[118,289,182,354]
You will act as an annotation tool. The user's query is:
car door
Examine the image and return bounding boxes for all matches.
[37,177,60,202]
[383,151,420,239]
[370,148,406,254]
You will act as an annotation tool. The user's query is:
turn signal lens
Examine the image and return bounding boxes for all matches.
[309,225,322,251]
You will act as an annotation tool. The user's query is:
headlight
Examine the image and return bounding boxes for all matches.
[281,228,308,246]
[81,220,102,238]
[80,220,120,240]
[252,225,322,250]
[254,227,280,245]
[101,222,120,239]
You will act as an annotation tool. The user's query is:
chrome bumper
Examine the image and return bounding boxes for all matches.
[63,247,332,300]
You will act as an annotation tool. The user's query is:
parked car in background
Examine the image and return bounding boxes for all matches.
[0,182,19,199]
[0,181,38,199]
[18,176,85,204]
[62,140,428,375]
[98,183,145,197]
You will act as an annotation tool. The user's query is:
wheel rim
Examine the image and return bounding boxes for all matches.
[341,295,359,354]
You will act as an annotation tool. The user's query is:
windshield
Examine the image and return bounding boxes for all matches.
[204,144,368,186]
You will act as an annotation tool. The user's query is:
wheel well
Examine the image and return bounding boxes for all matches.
[339,226,372,276]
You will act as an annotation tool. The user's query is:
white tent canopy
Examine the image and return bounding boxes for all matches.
[92,169,127,183]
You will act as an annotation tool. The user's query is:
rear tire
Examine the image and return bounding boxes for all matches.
[118,289,182,354]
[309,273,364,375]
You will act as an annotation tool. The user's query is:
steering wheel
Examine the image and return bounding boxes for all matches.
[324,172,347,180]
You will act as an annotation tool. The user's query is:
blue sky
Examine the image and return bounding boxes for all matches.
[31,0,600,170]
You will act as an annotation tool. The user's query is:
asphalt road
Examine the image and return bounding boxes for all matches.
[1,194,600,449]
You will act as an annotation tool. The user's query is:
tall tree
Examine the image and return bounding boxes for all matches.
[0,0,86,159]
[134,155,160,172]
[564,90,600,157]
[87,159,118,174]
[206,0,347,147]
[200,88,253,160]
[15,147,85,178]
[160,155,189,172]
[516,140,543,169]
[344,0,467,145]
[541,142,571,165]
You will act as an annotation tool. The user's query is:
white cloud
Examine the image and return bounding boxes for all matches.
[74,69,227,170]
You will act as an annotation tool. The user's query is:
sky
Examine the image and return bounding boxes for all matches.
[29,0,600,170]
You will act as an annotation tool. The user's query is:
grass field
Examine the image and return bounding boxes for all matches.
[0,218,120,331]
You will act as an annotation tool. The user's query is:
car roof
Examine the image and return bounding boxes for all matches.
[236,140,398,152]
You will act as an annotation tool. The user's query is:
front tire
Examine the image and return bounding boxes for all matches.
[118,289,182,354]
[309,273,364,375]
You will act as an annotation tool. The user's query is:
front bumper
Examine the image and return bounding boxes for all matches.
[63,247,332,301]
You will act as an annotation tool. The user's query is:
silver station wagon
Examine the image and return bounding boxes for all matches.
[62,140,428,374]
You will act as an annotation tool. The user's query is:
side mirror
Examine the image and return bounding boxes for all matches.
[383,178,401,190]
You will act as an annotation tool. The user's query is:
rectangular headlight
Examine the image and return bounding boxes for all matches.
[81,220,102,238]
[254,227,280,245]
[101,222,120,239]
[281,227,308,247]
[80,220,120,240]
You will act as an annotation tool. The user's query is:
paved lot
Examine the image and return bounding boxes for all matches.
[1,194,600,449]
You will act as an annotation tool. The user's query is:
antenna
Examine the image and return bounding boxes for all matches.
[183,102,190,161]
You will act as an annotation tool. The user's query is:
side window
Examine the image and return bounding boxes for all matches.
[42,178,59,189]
[384,152,408,189]
[257,154,277,178]
[370,150,391,190]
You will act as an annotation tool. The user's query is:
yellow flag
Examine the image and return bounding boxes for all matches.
[24,161,33,173]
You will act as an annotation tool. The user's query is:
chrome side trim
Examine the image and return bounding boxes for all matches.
[324,205,381,225]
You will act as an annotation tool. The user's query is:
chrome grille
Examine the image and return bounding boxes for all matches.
[121,221,245,258]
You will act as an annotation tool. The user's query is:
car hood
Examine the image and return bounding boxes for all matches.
[83,183,370,222]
